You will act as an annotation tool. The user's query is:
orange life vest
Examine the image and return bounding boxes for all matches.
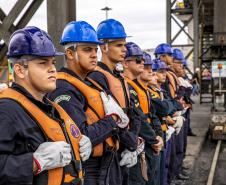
[166,71,180,98]
[148,86,161,99]
[95,66,130,109]
[125,78,151,123]
[148,86,168,132]
[0,88,83,185]
[57,72,118,157]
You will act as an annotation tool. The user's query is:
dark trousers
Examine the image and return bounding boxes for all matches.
[163,137,172,185]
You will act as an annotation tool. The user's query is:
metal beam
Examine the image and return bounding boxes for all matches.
[47,0,76,69]
[0,44,8,63]
[0,8,5,21]
[171,15,194,43]
[15,0,44,30]
[2,0,29,30]
[0,0,44,61]
[193,0,199,70]
[166,0,172,43]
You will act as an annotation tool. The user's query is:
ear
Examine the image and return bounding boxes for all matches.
[65,48,75,60]
[100,44,107,54]
[13,64,26,79]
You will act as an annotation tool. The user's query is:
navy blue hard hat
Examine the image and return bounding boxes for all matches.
[143,52,153,65]
[125,42,143,58]
[97,19,127,40]
[60,21,102,45]
[152,59,167,71]
[172,48,185,61]
[154,43,173,56]
[7,26,63,58]
[182,59,188,67]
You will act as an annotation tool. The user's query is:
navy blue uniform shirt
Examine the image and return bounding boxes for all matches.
[0,83,60,185]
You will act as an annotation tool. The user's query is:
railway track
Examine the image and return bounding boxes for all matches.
[206,140,222,185]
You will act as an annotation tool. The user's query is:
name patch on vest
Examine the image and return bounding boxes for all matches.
[70,124,80,138]
[54,95,71,103]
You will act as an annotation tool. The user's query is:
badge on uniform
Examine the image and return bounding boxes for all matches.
[70,124,80,138]
[54,95,71,104]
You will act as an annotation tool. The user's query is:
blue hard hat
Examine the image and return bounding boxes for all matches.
[152,59,167,71]
[97,19,127,40]
[7,26,63,58]
[182,59,188,67]
[125,42,143,58]
[143,52,153,65]
[60,21,101,45]
[154,43,173,56]
[172,48,185,61]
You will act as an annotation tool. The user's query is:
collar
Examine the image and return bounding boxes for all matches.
[11,83,54,114]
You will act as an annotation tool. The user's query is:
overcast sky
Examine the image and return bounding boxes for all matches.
[0,0,185,50]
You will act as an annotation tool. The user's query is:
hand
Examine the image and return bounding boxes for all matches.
[166,126,175,142]
[33,141,71,174]
[79,135,92,161]
[166,116,176,125]
[119,149,137,168]
[152,136,164,154]
[136,137,145,155]
[173,111,182,117]
[172,116,185,135]
[100,92,129,128]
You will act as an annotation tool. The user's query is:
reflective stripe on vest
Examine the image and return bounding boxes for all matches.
[57,72,117,157]
[0,88,83,185]
[95,66,130,109]
[148,87,168,132]
[125,78,151,123]
[148,86,161,99]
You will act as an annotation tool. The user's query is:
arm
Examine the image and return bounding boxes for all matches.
[49,89,118,147]
[0,111,33,184]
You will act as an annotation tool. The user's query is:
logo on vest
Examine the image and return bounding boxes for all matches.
[70,124,80,138]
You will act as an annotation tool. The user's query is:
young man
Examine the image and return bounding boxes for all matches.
[88,19,141,185]
[122,42,163,185]
[154,44,186,183]
[0,26,92,185]
[48,21,131,185]
[150,59,179,185]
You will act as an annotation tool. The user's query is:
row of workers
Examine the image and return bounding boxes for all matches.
[0,18,193,185]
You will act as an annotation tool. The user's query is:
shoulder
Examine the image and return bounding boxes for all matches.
[49,80,86,105]
[88,71,109,91]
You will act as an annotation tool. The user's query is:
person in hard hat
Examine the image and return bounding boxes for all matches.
[48,21,130,185]
[0,26,92,185]
[88,19,142,185]
[122,42,164,185]
[138,52,167,185]
[155,44,186,184]
[150,59,179,185]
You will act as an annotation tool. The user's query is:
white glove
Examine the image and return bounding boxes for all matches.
[120,149,137,168]
[172,116,185,135]
[173,111,182,117]
[136,137,145,155]
[0,83,8,90]
[79,135,92,161]
[33,141,71,174]
[166,126,175,142]
[100,92,129,128]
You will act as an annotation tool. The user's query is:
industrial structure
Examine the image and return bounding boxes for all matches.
[167,0,226,104]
